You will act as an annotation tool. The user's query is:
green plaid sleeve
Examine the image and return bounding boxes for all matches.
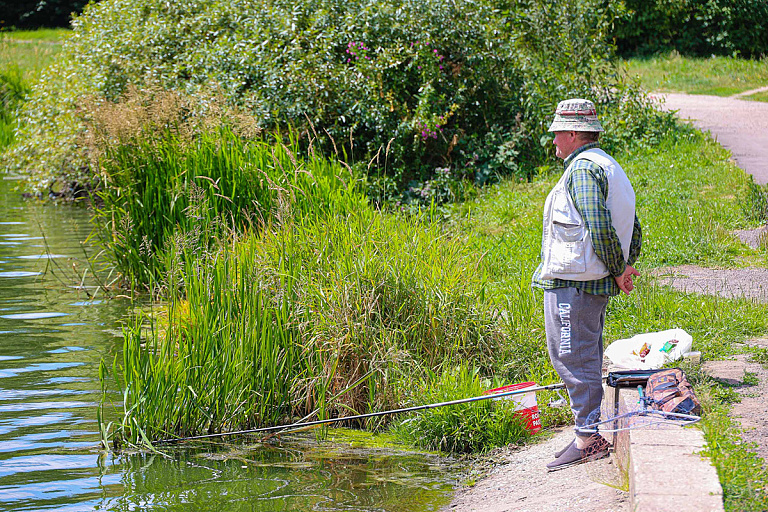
[628,214,642,267]
[566,160,627,277]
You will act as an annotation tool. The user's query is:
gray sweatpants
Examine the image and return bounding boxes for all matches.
[544,287,609,436]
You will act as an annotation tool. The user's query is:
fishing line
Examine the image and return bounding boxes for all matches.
[153,381,570,445]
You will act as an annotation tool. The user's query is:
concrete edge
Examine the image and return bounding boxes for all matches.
[605,385,724,512]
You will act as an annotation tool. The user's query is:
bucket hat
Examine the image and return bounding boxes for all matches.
[547,98,604,133]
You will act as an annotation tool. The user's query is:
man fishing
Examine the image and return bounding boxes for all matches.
[532,98,642,471]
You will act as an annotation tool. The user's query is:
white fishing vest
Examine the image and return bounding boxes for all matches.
[539,148,635,281]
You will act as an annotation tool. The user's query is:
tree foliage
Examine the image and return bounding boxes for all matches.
[7,0,673,202]
[0,0,93,29]
[613,0,768,58]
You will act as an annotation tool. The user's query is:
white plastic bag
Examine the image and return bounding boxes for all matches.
[604,328,693,370]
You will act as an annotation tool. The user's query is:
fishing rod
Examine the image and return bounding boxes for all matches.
[154,381,569,446]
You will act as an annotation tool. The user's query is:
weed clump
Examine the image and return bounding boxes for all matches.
[742,178,768,224]
[391,366,532,453]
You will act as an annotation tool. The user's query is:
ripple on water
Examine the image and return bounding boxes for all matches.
[0,454,98,478]
[0,271,42,278]
[0,412,75,436]
[0,362,84,379]
[0,474,123,506]
[0,437,96,453]
[67,301,103,307]
[47,346,87,354]
[0,401,94,413]
[0,312,68,320]
[17,254,68,260]
[0,389,89,401]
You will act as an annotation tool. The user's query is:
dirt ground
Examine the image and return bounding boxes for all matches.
[442,429,629,512]
[444,93,768,511]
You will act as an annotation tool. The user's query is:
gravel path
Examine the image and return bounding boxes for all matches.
[654,93,768,184]
[653,265,768,303]
[443,429,628,512]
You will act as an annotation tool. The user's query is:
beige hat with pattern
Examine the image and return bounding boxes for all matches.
[547,98,604,132]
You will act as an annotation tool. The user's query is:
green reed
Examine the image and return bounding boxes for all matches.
[100,122,768,458]
[104,202,506,447]
[93,127,365,288]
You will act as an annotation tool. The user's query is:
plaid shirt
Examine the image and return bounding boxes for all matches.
[532,143,642,296]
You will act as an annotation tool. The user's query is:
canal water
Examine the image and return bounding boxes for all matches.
[0,178,460,511]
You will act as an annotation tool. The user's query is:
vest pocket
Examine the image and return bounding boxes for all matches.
[549,222,587,274]
[552,221,583,242]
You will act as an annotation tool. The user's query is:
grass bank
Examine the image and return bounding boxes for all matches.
[100,126,768,473]
[0,29,65,78]
[0,29,65,150]
[624,52,768,99]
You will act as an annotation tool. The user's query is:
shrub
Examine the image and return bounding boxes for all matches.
[7,0,674,203]
[613,0,768,58]
[391,365,531,453]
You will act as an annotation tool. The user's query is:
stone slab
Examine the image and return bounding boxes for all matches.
[633,492,725,512]
[607,384,724,512]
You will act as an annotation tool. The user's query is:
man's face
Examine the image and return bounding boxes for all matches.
[552,131,580,160]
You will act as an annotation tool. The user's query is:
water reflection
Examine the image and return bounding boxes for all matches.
[94,435,457,512]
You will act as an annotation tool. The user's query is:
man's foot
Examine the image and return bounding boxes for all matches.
[553,438,575,458]
[546,435,610,472]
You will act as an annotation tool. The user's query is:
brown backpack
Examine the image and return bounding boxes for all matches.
[644,368,701,415]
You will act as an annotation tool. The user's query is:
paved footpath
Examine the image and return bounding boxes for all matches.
[655,93,768,184]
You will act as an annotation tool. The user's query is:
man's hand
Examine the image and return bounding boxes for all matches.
[615,264,640,294]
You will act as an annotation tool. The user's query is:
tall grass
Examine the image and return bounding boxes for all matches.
[105,204,507,446]
[742,179,768,224]
[93,127,366,288]
[101,120,768,458]
[391,365,530,453]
